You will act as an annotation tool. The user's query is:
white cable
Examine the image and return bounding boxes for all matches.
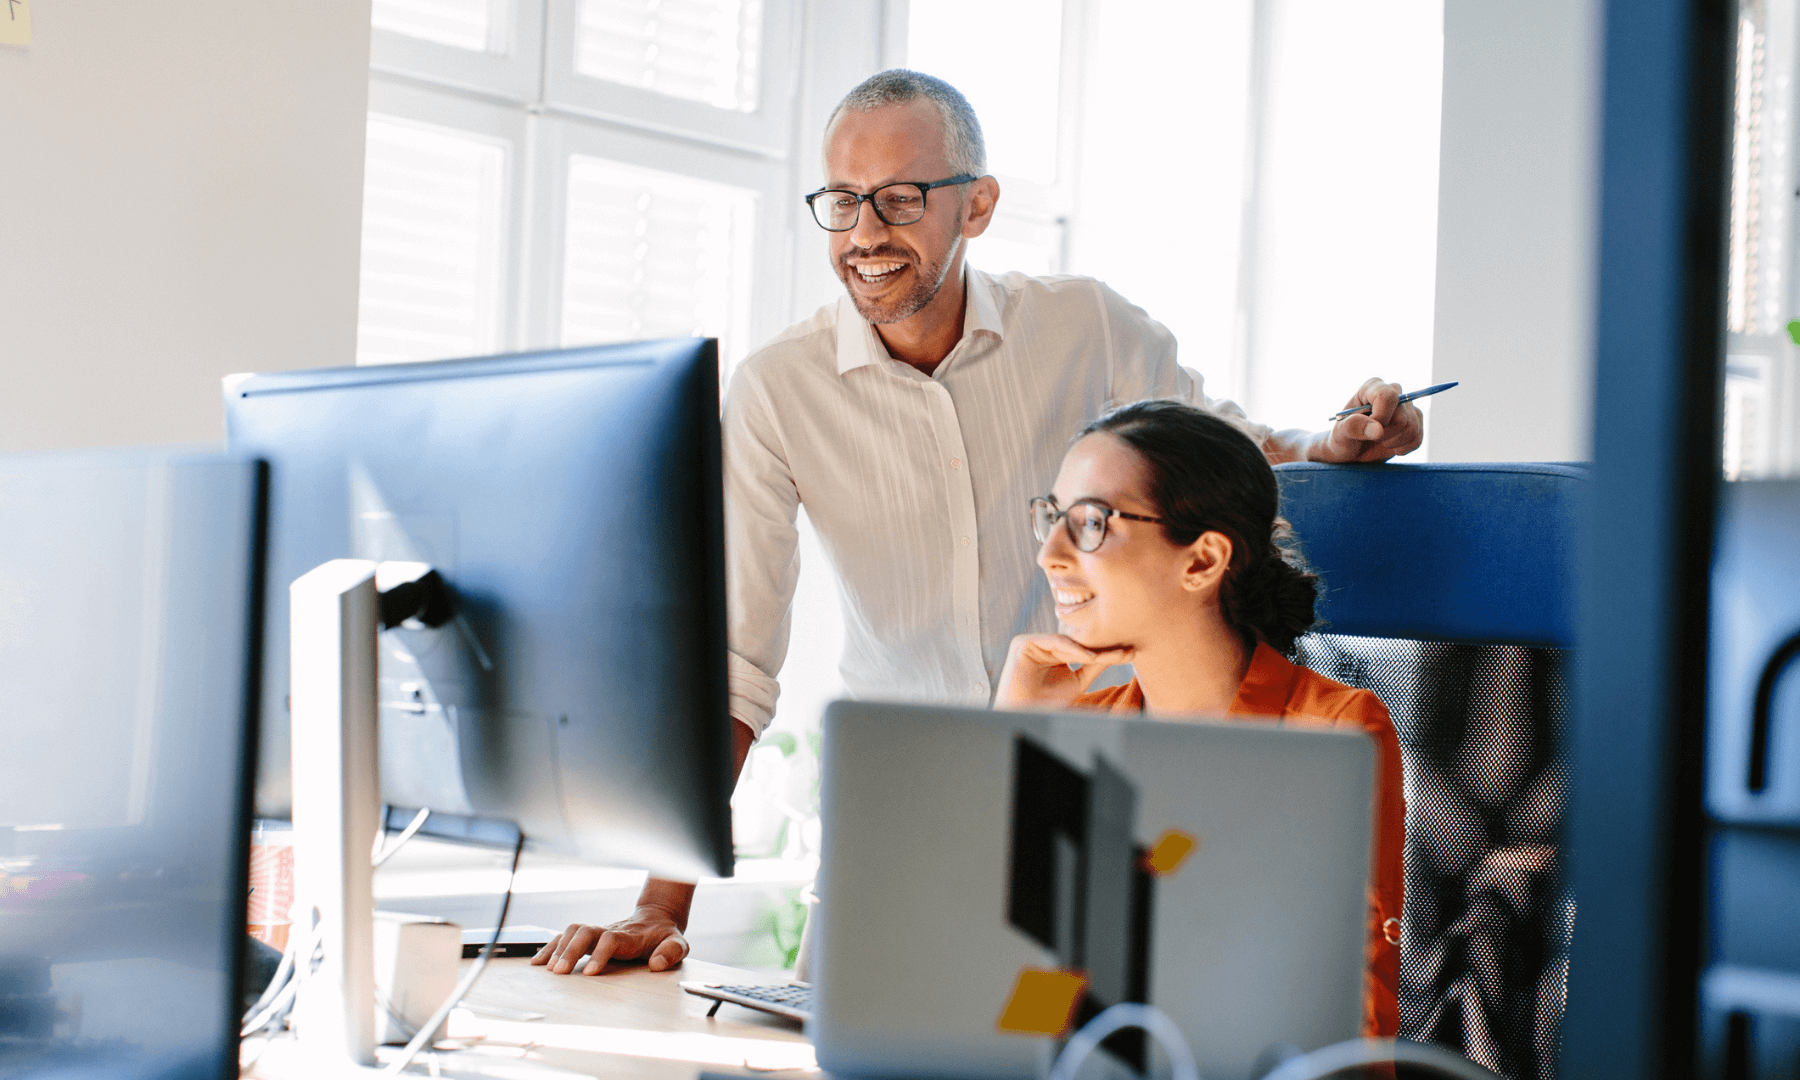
[373,807,432,868]
[241,920,326,1037]
[1046,1003,1200,1080]
[382,832,524,1076]
[240,970,303,1038]
[242,927,301,1026]
[1259,1037,1508,1080]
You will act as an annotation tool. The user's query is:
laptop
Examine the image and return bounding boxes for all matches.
[806,700,1374,1080]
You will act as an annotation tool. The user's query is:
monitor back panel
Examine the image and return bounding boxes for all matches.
[813,701,1372,1080]
[0,448,264,1079]
[225,343,732,879]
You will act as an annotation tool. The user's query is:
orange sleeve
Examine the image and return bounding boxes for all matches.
[1358,691,1405,1039]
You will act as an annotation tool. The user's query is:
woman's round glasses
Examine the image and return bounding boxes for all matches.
[1030,497,1166,553]
[804,175,977,231]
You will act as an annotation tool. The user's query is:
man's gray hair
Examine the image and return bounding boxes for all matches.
[827,69,988,177]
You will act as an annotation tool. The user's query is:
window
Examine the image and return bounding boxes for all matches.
[357,0,796,370]
[559,156,756,363]
[371,0,501,52]
[1724,0,1800,479]
[357,116,508,364]
[575,0,765,112]
[902,0,1077,277]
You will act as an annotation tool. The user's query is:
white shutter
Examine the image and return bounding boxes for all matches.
[575,0,764,112]
[560,154,756,371]
[357,116,508,365]
[371,0,501,52]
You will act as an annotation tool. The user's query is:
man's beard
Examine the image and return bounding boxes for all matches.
[837,237,961,325]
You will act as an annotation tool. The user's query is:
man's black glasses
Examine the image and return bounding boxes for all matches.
[805,175,978,231]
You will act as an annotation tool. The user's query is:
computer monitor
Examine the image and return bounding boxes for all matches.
[0,447,266,1079]
[223,341,733,880]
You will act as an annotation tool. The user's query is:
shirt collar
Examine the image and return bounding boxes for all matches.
[1227,642,1303,718]
[1106,641,1294,718]
[834,266,1006,377]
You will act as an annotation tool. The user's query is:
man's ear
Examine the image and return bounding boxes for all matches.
[1182,532,1234,593]
[961,175,1001,239]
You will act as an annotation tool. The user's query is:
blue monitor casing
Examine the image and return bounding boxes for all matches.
[225,341,733,881]
[0,448,266,1079]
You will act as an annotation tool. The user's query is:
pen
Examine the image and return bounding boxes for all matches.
[1331,381,1459,421]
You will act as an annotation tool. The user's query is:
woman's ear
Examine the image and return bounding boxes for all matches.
[1182,531,1234,594]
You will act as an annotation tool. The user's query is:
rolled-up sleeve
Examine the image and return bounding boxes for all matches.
[1093,282,1274,449]
[720,362,801,740]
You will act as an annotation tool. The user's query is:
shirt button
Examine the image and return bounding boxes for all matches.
[950,458,962,469]
[960,536,970,547]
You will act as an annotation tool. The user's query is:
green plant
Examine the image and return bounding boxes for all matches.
[763,886,809,970]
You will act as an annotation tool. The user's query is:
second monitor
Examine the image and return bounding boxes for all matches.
[225,339,733,880]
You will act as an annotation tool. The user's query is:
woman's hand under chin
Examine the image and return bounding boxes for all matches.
[994,633,1136,711]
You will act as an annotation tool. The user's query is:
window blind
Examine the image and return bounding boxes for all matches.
[357,116,508,365]
[560,154,755,370]
[577,0,764,112]
[371,0,498,52]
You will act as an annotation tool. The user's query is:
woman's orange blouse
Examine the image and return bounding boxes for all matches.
[1072,642,1406,1038]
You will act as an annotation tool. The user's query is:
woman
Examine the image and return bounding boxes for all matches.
[995,399,1405,1039]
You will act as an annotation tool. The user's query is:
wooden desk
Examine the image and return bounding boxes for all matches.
[245,957,816,1079]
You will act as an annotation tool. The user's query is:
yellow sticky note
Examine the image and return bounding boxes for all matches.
[996,968,1088,1037]
[1,0,31,47]
[1144,829,1199,876]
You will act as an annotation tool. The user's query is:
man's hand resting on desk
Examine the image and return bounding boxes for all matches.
[531,718,756,977]
[531,904,689,975]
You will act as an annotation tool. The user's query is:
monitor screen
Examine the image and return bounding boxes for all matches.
[224,341,733,880]
[0,448,265,1080]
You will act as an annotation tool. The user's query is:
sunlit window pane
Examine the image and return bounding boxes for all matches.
[1249,0,1442,433]
[357,116,508,365]
[561,155,756,373]
[577,0,763,113]
[372,0,500,52]
[1069,0,1251,402]
[906,0,1062,183]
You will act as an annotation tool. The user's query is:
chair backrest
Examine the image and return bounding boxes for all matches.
[1274,462,1585,1080]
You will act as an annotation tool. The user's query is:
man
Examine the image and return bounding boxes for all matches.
[534,69,1423,976]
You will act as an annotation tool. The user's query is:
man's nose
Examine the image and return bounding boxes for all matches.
[847,199,890,250]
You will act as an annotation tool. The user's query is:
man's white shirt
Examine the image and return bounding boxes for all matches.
[721,267,1270,737]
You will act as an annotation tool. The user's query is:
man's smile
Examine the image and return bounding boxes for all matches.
[853,260,906,282]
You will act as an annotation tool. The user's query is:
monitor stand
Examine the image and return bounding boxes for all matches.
[289,558,382,1069]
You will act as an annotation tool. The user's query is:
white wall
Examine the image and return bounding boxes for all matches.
[1427,0,1600,462]
[0,2,372,453]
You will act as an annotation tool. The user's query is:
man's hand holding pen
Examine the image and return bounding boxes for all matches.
[1306,378,1430,463]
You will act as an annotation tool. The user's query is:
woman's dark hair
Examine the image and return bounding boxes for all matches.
[1077,399,1320,653]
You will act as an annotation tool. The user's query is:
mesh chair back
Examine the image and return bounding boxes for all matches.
[1275,463,1584,1080]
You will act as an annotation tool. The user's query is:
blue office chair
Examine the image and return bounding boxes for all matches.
[1273,462,1584,1080]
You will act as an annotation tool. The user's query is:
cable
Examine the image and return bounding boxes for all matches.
[1259,1038,1509,1080]
[373,807,432,868]
[1046,1003,1200,1080]
[382,830,525,1076]
[242,928,300,1027]
[241,918,326,1037]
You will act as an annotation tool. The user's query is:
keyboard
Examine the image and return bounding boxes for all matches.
[680,980,814,1022]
